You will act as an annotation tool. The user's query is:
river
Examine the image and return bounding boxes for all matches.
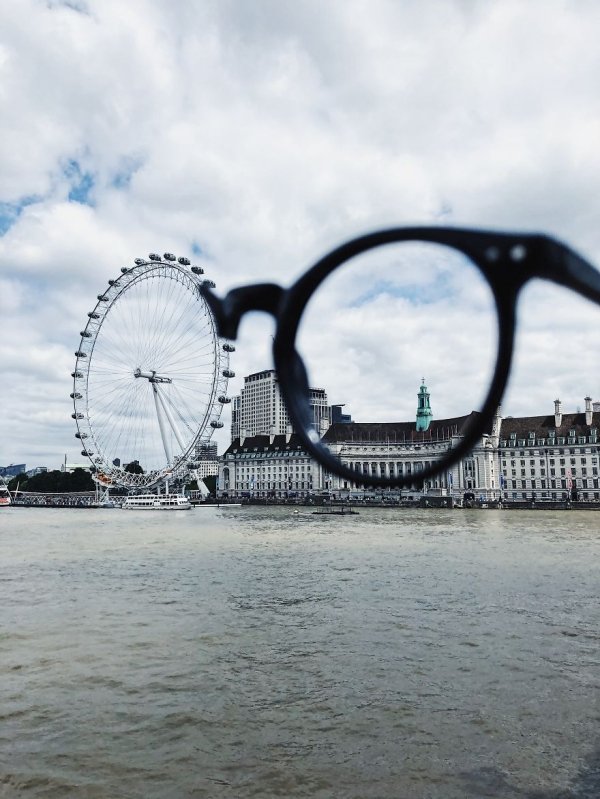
[0,506,598,798]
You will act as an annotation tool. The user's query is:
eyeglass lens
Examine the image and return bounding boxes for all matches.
[294,241,498,437]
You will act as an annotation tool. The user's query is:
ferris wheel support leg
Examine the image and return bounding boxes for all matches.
[153,383,173,465]
[155,385,187,453]
[192,469,210,498]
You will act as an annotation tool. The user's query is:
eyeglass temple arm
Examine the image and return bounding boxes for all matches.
[200,283,285,340]
[541,237,600,305]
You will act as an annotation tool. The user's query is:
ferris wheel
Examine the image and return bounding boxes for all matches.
[71,252,234,489]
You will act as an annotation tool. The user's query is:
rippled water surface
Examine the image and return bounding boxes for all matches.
[1,507,599,798]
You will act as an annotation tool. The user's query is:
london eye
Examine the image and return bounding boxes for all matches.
[71,252,233,489]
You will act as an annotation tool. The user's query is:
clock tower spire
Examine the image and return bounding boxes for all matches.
[416,379,433,432]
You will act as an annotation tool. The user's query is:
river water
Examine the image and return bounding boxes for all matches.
[0,507,598,798]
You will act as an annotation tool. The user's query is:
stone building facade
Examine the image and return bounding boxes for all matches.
[498,398,600,502]
[218,382,600,503]
[219,431,315,498]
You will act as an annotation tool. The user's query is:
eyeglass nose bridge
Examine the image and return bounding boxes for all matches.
[200,283,285,340]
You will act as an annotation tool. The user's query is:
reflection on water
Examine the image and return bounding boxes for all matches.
[0,507,598,798]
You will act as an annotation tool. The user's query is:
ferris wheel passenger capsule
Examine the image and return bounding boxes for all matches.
[134,258,146,265]
[163,253,176,261]
[149,253,162,261]
[178,257,190,265]
[223,343,235,352]
[210,420,224,428]
[88,312,99,318]
[191,266,204,274]
[75,350,87,358]
[80,331,92,337]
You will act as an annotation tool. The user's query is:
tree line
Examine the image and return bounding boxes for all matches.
[8,469,95,493]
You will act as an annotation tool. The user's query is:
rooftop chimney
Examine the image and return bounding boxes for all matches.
[269,426,276,445]
[554,398,562,428]
[585,396,593,426]
[285,424,293,444]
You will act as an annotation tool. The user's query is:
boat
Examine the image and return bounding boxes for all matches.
[193,504,242,508]
[0,480,11,507]
[122,493,191,510]
[312,506,359,516]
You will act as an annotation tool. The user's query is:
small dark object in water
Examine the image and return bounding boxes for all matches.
[313,507,359,516]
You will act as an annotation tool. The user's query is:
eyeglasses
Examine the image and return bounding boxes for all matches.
[201,227,600,488]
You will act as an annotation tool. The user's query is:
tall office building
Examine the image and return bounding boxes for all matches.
[231,369,329,440]
[230,396,241,441]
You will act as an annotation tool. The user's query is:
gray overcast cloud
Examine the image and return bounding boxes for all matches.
[1,0,600,468]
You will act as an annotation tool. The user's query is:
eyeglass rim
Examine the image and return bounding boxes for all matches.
[272,226,525,488]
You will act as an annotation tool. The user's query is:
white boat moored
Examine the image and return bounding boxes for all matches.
[122,494,191,510]
[0,481,11,507]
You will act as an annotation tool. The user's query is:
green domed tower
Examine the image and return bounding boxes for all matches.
[416,379,433,432]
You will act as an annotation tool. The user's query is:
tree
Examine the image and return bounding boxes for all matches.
[11,469,94,493]
[124,460,144,474]
[203,475,217,495]
[8,472,27,492]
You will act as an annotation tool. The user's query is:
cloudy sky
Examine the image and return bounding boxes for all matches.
[2,0,600,470]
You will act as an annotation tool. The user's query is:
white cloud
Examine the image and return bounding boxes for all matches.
[2,0,600,468]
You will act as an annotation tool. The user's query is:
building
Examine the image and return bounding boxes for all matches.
[230,396,241,441]
[0,464,26,478]
[498,398,600,502]
[321,413,499,499]
[26,466,48,478]
[194,460,219,479]
[232,369,328,440]
[220,430,314,498]
[190,440,219,478]
[219,380,600,504]
[331,404,352,425]
[195,440,218,460]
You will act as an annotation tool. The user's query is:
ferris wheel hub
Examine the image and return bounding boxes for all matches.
[133,368,172,384]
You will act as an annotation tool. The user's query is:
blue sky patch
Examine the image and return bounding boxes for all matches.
[350,274,454,308]
[65,160,95,205]
[111,156,144,190]
[0,196,40,236]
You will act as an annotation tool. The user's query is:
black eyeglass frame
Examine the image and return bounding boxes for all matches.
[201,227,600,489]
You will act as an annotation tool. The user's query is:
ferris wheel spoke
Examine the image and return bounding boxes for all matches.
[162,383,204,439]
